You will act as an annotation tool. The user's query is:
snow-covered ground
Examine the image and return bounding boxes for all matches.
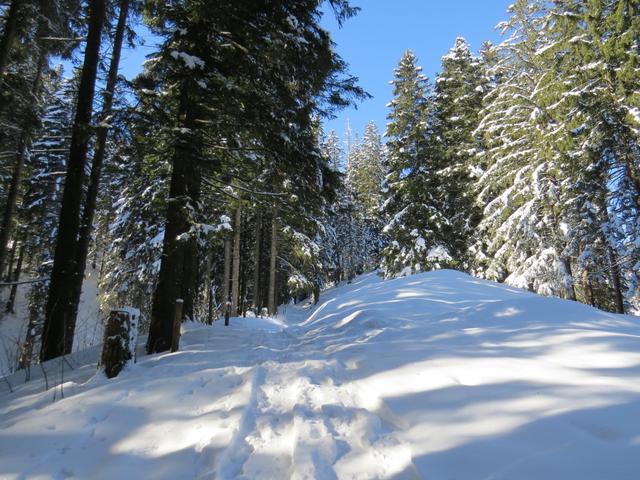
[1,270,639,479]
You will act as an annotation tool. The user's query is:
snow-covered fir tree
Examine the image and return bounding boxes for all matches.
[431,37,485,267]
[381,50,452,277]
[471,0,578,299]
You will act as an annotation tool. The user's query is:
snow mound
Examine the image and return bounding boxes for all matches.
[1,270,640,479]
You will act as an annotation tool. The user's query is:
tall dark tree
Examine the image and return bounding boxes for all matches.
[0,0,81,276]
[40,0,106,361]
[143,0,363,352]
[0,0,26,79]
[381,50,451,276]
[68,0,132,335]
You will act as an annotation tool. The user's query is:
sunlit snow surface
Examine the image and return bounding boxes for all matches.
[1,270,639,479]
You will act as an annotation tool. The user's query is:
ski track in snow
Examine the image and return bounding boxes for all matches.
[1,270,640,479]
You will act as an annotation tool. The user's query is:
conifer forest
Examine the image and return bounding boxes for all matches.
[1,1,640,478]
[0,0,639,371]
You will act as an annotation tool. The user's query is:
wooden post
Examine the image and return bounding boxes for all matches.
[171,299,183,353]
[100,308,139,378]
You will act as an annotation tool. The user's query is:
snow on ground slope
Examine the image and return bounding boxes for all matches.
[1,270,639,479]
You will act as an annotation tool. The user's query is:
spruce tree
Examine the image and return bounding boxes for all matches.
[431,37,485,267]
[41,0,106,361]
[382,50,450,276]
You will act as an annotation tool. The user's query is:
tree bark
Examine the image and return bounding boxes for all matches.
[268,210,278,315]
[607,246,625,314]
[0,0,24,78]
[222,234,231,310]
[559,257,576,301]
[206,262,215,325]
[69,0,129,334]
[252,209,262,312]
[40,0,106,362]
[230,205,241,315]
[582,269,595,307]
[147,84,201,354]
[5,241,23,313]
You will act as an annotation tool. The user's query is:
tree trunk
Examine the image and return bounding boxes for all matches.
[0,50,47,276]
[69,0,130,333]
[582,269,595,307]
[147,85,201,354]
[171,299,183,353]
[4,240,16,282]
[40,0,106,362]
[181,238,198,321]
[607,246,625,314]
[206,267,215,325]
[0,0,24,78]
[268,210,278,315]
[559,257,576,301]
[5,241,23,313]
[222,235,231,309]
[252,209,262,312]
[231,205,241,315]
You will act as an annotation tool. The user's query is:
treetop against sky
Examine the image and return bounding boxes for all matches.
[93,1,512,141]
[320,0,512,138]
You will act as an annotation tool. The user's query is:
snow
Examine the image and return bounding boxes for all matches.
[169,51,205,70]
[1,270,640,479]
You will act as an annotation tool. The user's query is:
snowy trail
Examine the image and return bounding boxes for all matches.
[1,270,640,479]
[210,359,415,480]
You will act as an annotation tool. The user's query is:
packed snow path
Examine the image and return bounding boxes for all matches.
[1,270,640,479]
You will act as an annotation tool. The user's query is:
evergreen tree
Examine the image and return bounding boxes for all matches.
[17,74,75,367]
[431,37,485,266]
[382,50,450,276]
[41,0,107,361]
[143,0,365,352]
[346,121,386,218]
[472,0,577,298]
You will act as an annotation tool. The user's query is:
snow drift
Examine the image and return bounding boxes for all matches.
[1,270,639,479]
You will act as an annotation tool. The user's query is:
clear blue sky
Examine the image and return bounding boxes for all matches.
[320,0,513,142]
[107,1,514,145]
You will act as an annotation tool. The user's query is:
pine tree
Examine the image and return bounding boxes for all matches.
[472,0,577,297]
[346,121,386,218]
[68,0,133,333]
[543,0,640,312]
[18,74,75,367]
[431,37,485,266]
[0,0,81,277]
[41,0,107,361]
[144,0,365,351]
[382,50,451,276]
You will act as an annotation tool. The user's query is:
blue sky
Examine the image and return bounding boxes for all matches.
[320,0,513,142]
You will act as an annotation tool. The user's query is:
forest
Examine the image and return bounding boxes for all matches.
[0,0,638,374]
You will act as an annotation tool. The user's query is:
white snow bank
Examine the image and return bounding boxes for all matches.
[1,270,639,479]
